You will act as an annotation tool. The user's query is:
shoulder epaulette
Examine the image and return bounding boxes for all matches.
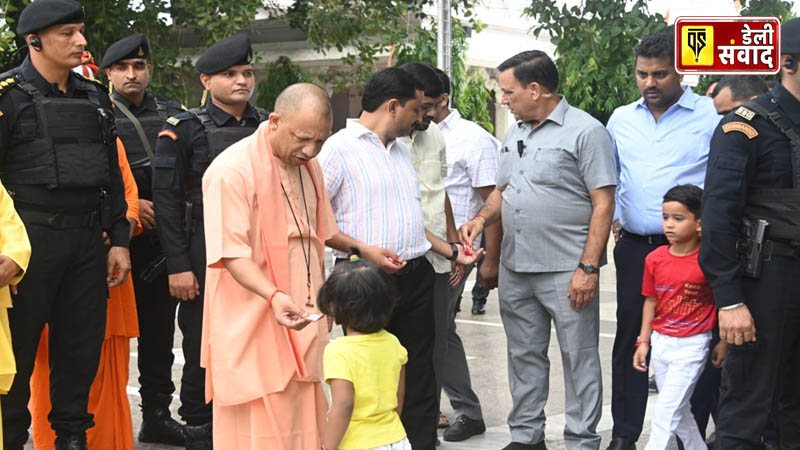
[0,77,16,96]
[166,116,181,126]
[75,73,107,90]
[734,106,756,121]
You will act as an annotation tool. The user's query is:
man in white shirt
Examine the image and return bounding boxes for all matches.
[321,67,480,449]
[431,68,503,442]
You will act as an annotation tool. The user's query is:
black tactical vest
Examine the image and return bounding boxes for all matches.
[741,99,800,241]
[184,106,268,203]
[114,98,168,169]
[0,72,111,189]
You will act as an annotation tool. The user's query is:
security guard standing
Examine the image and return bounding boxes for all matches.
[699,18,800,450]
[152,34,267,450]
[99,33,186,446]
[0,1,131,449]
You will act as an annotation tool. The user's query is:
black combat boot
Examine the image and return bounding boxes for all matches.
[54,433,87,450]
[139,407,186,445]
[184,422,213,450]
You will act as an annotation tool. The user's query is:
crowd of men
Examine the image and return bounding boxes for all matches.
[0,0,799,449]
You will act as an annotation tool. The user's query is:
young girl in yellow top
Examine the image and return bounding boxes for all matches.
[319,249,410,450]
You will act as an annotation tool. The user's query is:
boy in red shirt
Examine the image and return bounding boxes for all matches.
[633,185,727,450]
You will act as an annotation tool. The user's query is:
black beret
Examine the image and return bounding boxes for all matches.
[196,34,253,75]
[782,18,800,55]
[101,33,150,69]
[17,0,84,35]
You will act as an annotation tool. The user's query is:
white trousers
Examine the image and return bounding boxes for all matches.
[644,330,711,450]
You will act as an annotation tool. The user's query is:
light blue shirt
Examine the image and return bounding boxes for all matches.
[607,87,720,235]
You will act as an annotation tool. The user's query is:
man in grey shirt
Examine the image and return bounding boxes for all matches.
[460,51,616,450]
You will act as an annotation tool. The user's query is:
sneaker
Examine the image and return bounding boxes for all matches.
[471,298,487,315]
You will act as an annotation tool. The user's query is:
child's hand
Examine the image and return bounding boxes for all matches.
[711,340,729,368]
[633,343,649,372]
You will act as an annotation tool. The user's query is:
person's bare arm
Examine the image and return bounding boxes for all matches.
[324,379,355,450]
[567,185,615,311]
[633,297,656,372]
[475,185,502,289]
[459,187,502,247]
[221,257,308,330]
[326,232,404,274]
[396,365,406,415]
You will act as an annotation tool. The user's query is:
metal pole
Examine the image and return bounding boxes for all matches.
[437,0,452,77]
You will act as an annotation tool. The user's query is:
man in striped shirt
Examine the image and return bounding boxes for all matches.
[321,67,481,450]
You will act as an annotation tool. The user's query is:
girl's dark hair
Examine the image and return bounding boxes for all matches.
[663,184,703,218]
[317,247,398,333]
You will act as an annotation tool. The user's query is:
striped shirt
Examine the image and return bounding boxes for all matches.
[438,109,500,229]
[318,119,431,260]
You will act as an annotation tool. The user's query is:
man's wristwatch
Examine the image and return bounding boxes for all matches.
[578,262,599,275]
[447,242,460,261]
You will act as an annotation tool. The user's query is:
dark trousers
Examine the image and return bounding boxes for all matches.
[1,222,107,449]
[611,234,660,441]
[130,229,179,414]
[716,249,800,450]
[471,235,489,302]
[176,223,212,426]
[388,258,437,450]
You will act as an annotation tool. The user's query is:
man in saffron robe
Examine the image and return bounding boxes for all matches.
[200,83,337,449]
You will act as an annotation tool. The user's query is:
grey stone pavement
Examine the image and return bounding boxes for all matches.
[25,244,701,449]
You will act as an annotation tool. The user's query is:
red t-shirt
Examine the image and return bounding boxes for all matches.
[641,245,716,337]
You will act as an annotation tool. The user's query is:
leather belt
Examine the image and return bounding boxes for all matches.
[621,229,669,246]
[18,209,98,229]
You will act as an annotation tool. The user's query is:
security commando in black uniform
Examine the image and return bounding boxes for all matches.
[99,33,186,446]
[699,17,800,450]
[151,34,268,450]
[0,1,130,449]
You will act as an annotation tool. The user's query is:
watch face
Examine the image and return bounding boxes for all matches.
[581,263,599,274]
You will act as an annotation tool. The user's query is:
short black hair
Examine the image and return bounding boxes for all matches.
[399,62,444,98]
[635,32,675,65]
[711,75,768,101]
[361,68,423,113]
[497,50,559,93]
[317,248,398,334]
[663,184,703,218]
[434,67,451,95]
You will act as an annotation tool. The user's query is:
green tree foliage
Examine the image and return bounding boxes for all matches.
[255,56,308,111]
[524,0,667,124]
[740,0,795,22]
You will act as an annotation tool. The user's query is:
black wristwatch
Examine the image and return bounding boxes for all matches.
[447,242,460,261]
[578,262,599,275]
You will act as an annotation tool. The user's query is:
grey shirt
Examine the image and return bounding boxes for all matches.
[497,96,617,273]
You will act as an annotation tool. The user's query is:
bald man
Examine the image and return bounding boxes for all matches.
[200,83,337,450]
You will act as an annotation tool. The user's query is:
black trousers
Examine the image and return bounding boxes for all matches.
[388,258,437,450]
[1,221,107,449]
[610,234,661,441]
[129,228,179,413]
[716,249,800,450]
[176,223,212,425]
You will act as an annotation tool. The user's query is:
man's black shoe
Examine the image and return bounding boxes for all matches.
[501,441,547,450]
[606,437,636,450]
[471,298,487,315]
[139,407,186,445]
[443,416,486,442]
[184,422,213,450]
[54,434,87,450]
[648,375,658,393]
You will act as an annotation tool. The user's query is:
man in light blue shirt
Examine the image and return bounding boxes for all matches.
[605,32,720,450]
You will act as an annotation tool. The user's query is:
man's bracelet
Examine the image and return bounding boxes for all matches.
[475,213,488,223]
[635,336,649,347]
[720,302,745,311]
[268,289,285,305]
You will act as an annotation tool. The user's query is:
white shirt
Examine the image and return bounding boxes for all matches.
[319,119,431,260]
[438,109,500,228]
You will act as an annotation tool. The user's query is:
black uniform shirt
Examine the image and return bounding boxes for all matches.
[699,82,798,307]
[0,57,130,247]
[111,90,183,200]
[152,100,262,274]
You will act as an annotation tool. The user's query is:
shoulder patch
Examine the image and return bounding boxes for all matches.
[166,117,181,126]
[722,122,758,139]
[76,73,107,90]
[734,106,756,121]
[158,129,179,141]
[0,77,15,96]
